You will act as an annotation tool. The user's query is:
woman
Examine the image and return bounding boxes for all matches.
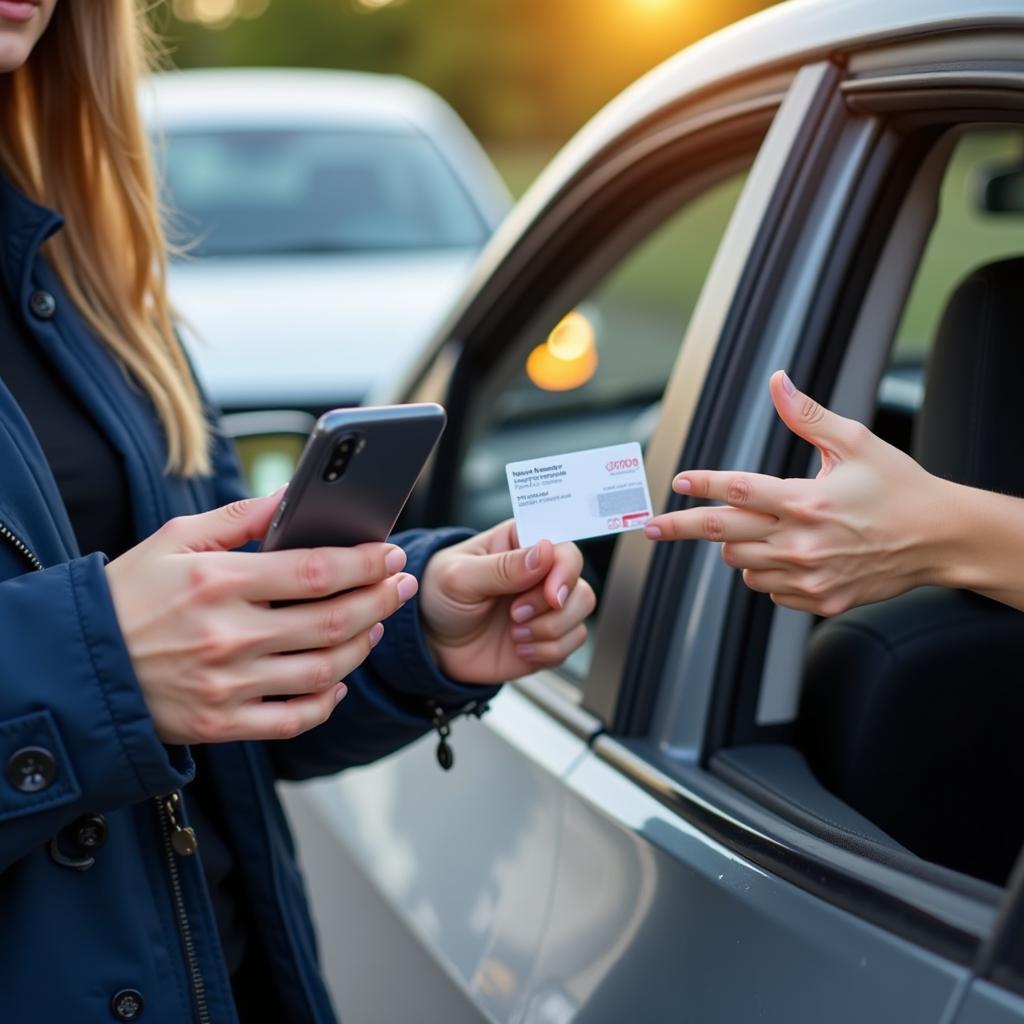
[0,4,594,1022]
[645,370,1024,614]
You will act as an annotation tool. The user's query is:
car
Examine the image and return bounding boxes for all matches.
[140,68,511,413]
[232,2,1024,1020]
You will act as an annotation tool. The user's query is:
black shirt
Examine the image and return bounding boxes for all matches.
[0,279,252,988]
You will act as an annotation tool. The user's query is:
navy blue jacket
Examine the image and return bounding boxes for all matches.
[0,176,493,1023]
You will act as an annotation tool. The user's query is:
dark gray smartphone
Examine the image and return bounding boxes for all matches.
[261,403,447,553]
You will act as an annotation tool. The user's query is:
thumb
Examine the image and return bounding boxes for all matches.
[158,488,286,554]
[770,370,865,460]
[455,539,555,601]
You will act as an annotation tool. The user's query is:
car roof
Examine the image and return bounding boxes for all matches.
[140,68,512,228]
[140,67,464,133]
[515,0,1024,229]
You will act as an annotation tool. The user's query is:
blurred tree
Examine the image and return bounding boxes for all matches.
[152,0,781,148]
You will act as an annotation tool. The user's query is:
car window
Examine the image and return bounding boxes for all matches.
[454,168,750,682]
[891,129,1024,363]
[158,128,488,257]
[737,124,1024,889]
[875,128,1024,453]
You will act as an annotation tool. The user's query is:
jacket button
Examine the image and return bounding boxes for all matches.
[74,813,108,849]
[111,989,144,1021]
[29,289,56,320]
[5,746,57,793]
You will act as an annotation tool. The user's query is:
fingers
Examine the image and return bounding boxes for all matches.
[769,370,869,461]
[668,470,793,516]
[252,573,417,655]
[227,542,407,603]
[154,489,286,555]
[238,623,385,699]
[742,569,851,618]
[223,682,350,743]
[514,623,588,668]
[720,541,788,571]
[541,541,584,610]
[509,543,585,621]
[451,537,556,602]
[645,506,777,543]
[511,579,596,650]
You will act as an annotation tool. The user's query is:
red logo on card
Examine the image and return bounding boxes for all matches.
[622,511,651,528]
[606,458,640,472]
[606,517,622,529]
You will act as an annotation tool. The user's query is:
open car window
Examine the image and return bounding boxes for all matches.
[712,122,1024,892]
[452,168,752,682]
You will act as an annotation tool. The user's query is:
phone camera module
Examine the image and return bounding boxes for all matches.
[322,433,359,483]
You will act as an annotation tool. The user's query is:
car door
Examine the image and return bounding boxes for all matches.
[279,27,1023,1024]
[533,26,1024,1024]
[953,861,1024,1023]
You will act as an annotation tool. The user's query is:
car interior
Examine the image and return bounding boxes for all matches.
[718,126,1024,890]
[797,130,1024,888]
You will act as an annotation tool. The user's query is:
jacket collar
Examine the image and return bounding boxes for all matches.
[0,173,64,301]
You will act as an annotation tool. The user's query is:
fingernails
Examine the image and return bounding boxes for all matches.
[511,604,536,623]
[396,574,419,602]
[673,475,692,494]
[384,547,407,574]
[782,372,796,396]
[335,683,348,704]
[525,545,541,571]
[512,626,532,642]
[556,584,569,608]
[515,643,536,659]
[369,622,385,647]
[644,524,663,540]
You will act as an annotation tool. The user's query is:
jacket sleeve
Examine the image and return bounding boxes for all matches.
[205,410,501,781]
[0,553,194,873]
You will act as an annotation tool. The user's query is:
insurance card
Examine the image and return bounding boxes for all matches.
[506,442,653,547]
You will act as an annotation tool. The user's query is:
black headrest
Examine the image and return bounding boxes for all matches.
[913,256,1024,495]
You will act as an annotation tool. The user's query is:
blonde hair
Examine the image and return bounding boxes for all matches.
[0,0,210,476]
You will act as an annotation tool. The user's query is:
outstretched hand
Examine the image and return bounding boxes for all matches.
[644,371,954,616]
[419,520,595,683]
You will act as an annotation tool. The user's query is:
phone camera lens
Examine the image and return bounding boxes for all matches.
[322,433,359,483]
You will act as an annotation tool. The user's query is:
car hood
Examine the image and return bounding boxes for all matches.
[168,250,478,409]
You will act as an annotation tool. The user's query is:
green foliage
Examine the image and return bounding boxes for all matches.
[152,0,781,147]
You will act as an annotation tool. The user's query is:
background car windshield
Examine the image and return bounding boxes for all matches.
[160,128,489,257]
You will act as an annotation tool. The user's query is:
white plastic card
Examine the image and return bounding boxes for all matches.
[506,442,653,547]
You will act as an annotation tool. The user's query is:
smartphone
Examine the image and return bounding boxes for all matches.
[261,403,447,553]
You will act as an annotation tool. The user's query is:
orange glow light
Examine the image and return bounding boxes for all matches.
[526,311,598,392]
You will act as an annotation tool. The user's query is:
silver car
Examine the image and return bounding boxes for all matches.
[263,1,1024,1021]
[141,68,510,412]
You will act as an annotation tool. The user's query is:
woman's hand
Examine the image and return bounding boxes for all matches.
[419,521,595,683]
[106,492,417,745]
[644,370,957,616]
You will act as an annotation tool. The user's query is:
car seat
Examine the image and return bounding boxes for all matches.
[796,257,1024,886]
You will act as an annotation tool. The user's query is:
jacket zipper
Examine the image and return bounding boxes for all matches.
[155,793,210,1024]
[0,519,43,571]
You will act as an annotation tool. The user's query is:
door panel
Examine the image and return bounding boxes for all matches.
[953,984,1024,1024]
[280,686,590,1023]
[520,752,968,1023]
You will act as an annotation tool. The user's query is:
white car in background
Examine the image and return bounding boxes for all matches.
[141,68,511,412]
